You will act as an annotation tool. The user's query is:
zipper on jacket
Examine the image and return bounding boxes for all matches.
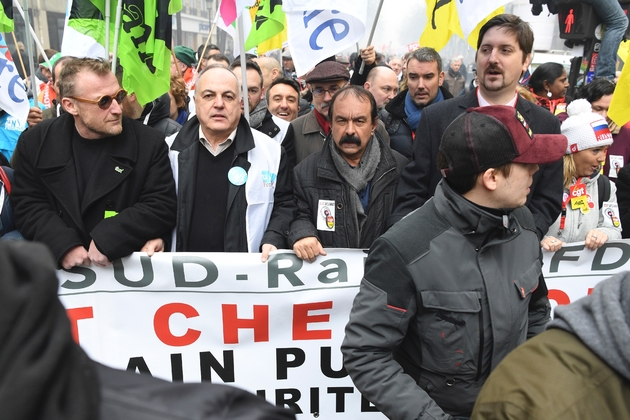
[475,297,484,382]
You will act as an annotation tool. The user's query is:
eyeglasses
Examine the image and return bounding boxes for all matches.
[311,84,347,98]
[68,89,127,110]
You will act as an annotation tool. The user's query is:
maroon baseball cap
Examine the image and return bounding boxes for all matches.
[439,106,568,177]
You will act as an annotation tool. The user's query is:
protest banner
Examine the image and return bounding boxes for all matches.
[57,242,630,418]
[58,249,384,418]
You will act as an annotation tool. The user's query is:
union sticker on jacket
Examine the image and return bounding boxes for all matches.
[602,202,621,228]
[317,200,335,231]
[608,155,624,178]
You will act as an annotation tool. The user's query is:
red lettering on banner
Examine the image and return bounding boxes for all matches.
[154,303,201,346]
[548,289,570,306]
[66,306,94,344]
[222,304,269,344]
[587,288,594,295]
[293,301,333,340]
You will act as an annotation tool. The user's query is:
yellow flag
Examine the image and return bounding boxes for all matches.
[608,41,630,127]
[257,24,287,55]
[419,0,462,51]
[466,6,505,49]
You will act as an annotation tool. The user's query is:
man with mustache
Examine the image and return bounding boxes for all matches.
[11,58,177,269]
[291,60,390,164]
[389,14,563,240]
[289,85,407,262]
[379,47,453,159]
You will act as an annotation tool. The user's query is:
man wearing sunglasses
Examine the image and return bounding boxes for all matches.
[10,57,177,270]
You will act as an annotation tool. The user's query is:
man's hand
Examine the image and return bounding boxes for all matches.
[141,238,165,256]
[293,237,327,263]
[360,46,376,66]
[61,246,90,270]
[584,229,608,250]
[27,107,42,127]
[261,243,277,262]
[88,240,110,267]
[540,235,564,252]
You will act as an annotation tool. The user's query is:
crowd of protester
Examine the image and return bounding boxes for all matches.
[1,10,630,420]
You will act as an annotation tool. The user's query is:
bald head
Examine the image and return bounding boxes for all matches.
[364,66,399,109]
[254,56,282,90]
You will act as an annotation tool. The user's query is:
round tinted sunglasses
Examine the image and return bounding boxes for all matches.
[68,88,128,110]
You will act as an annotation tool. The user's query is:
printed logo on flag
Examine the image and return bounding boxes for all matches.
[591,121,612,142]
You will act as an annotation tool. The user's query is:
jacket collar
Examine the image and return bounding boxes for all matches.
[171,114,255,155]
[34,113,138,170]
[256,110,281,139]
[301,110,324,135]
[434,179,519,247]
[385,89,408,118]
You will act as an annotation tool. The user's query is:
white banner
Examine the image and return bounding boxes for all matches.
[283,0,367,77]
[0,34,29,123]
[57,242,630,418]
[542,240,630,309]
[58,249,385,419]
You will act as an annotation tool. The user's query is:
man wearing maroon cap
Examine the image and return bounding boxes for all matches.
[291,60,390,164]
[342,105,568,420]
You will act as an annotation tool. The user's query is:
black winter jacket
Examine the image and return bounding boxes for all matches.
[11,114,177,265]
[378,86,453,159]
[289,133,407,248]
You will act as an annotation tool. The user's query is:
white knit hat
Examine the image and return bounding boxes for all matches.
[561,98,613,154]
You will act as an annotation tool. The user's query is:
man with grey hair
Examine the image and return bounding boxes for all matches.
[443,55,467,97]
[379,47,453,159]
[166,64,295,261]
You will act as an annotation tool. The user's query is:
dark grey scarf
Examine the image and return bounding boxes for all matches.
[329,135,381,243]
[249,98,268,129]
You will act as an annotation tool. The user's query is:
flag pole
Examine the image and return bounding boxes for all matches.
[195,9,219,74]
[13,0,51,69]
[19,0,38,107]
[171,47,182,78]
[237,12,249,122]
[110,0,123,72]
[358,0,385,75]
[104,0,110,59]
[10,31,28,82]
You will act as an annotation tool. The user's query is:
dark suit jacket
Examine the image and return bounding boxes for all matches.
[11,113,177,265]
[389,89,563,238]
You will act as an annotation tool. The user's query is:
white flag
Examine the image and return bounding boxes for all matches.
[283,0,368,77]
[215,10,254,58]
[0,50,29,123]
[455,0,510,39]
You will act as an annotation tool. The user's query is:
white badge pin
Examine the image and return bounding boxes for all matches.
[115,166,124,173]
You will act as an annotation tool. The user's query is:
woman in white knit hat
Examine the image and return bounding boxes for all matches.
[541,99,622,252]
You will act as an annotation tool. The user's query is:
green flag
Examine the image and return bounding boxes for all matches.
[244,0,284,52]
[115,0,182,105]
[67,0,182,106]
[0,0,14,33]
